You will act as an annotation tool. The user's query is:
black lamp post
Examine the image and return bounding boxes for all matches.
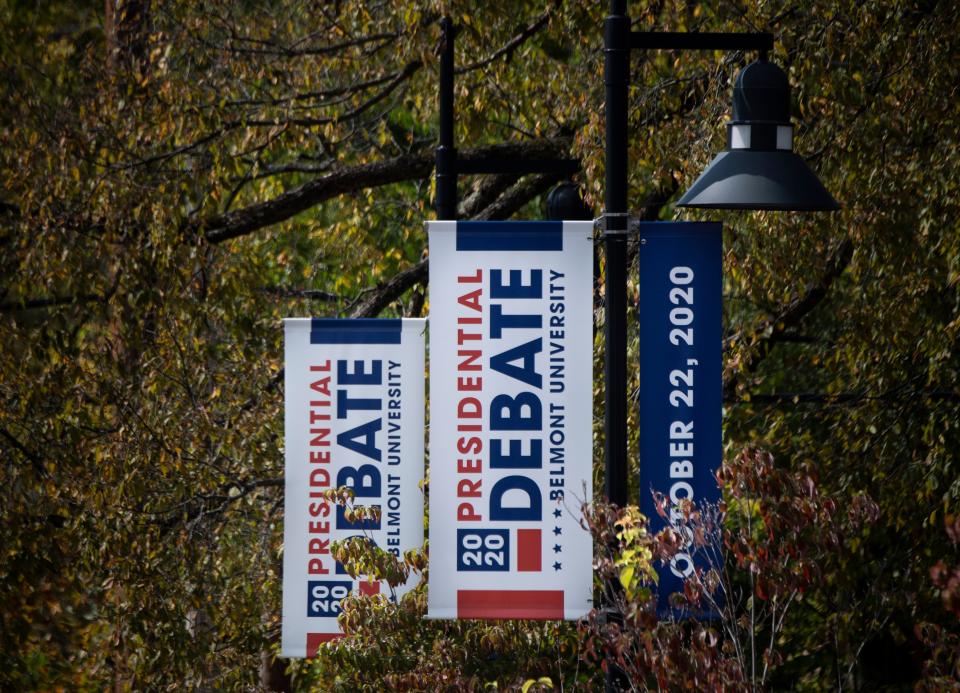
[435,18,579,220]
[433,6,836,687]
[602,2,836,688]
[602,0,837,513]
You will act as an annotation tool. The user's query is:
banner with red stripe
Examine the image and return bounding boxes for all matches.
[426,221,594,621]
[281,318,425,656]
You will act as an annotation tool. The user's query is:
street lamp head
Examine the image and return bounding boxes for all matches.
[676,59,840,211]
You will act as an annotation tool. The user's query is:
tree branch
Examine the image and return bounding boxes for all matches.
[1,426,44,476]
[196,136,572,244]
[456,11,552,74]
[0,272,121,314]
[470,172,564,221]
[726,389,960,406]
[199,151,434,244]
[458,173,521,218]
[257,286,339,301]
[157,477,283,535]
[724,237,854,397]
[349,259,428,318]
[241,59,423,128]
[221,31,400,58]
[118,59,422,172]
[348,166,573,318]
[0,292,104,313]
[227,69,408,107]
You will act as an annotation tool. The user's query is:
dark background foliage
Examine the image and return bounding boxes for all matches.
[2,0,959,689]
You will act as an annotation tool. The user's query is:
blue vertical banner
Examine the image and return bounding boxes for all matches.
[638,222,723,617]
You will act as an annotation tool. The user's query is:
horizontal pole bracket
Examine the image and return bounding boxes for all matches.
[457,157,580,176]
[631,31,774,52]
[594,212,640,238]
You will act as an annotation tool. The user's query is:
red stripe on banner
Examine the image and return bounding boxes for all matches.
[359,580,380,596]
[306,632,341,656]
[457,590,564,619]
[517,529,542,572]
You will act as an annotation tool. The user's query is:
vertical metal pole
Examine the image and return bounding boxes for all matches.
[436,17,457,220]
[604,2,630,690]
[604,1,629,508]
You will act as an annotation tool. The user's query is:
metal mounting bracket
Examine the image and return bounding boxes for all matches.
[594,212,640,237]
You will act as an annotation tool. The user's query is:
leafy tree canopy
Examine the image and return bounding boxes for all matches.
[2,0,959,689]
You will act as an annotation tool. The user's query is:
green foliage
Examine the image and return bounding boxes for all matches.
[583,452,882,691]
[305,588,593,691]
[613,507,658,603]
[295,493,594,690]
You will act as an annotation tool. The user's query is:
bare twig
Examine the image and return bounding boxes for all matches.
[456,11,551,74]
[724,236,854,397]
[258,286,340,301]
[0,271,121,314]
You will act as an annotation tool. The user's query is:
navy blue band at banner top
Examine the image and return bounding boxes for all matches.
[456,221,563,252]
[309,318,402,344]
[637,221,723,619]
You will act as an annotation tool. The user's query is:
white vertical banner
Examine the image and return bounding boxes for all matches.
[282,318,425,657]
[427,221,593,620]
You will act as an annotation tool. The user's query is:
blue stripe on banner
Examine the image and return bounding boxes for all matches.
[456,221,563,251]
[309,318,402,344]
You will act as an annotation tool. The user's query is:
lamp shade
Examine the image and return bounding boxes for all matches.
[676,60,839,211]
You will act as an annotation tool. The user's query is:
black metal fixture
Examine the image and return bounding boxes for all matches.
[602,3,837,688]
[431,9,838,690]
[435,18,579,220]
[676,58,840,210]
[602,0,839,520]
[603,17,782,511]
[546,181,593,221]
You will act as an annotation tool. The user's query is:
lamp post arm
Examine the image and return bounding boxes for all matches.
[631,31,773,53]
